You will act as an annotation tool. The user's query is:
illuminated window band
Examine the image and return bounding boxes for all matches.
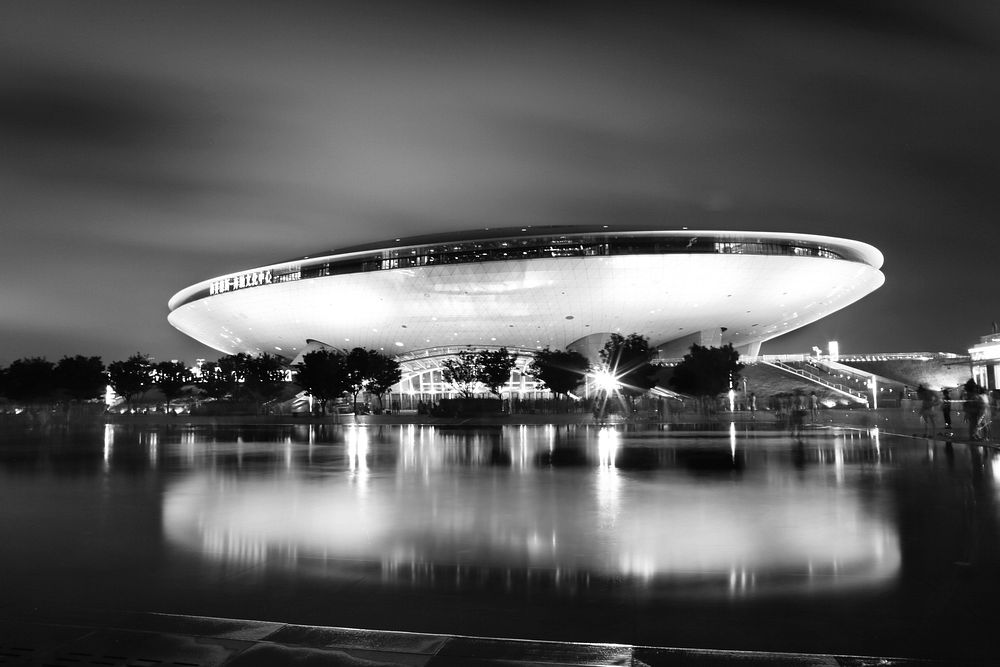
[175,229,871,309]
[208,270,275,296]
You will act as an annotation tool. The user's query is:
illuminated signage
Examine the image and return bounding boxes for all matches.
[209,270,273,296]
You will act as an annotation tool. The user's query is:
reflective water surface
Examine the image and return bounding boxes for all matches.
[3,422,999,660]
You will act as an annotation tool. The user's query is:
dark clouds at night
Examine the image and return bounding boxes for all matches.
[2,1,999,365]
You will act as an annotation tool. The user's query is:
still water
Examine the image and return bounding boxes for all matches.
[2,422,999,660]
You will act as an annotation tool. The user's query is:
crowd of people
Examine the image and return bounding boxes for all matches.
[757,381,995,443]
[917,380,995,441]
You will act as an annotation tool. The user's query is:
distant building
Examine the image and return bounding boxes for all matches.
[970,330,1000,391]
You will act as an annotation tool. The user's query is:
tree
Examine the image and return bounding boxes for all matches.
[1,357,56,404]
[599,333,657,403]
[108,354,153,407]
[364,352,402,412]
[476,347,517,399]
[154,360,193,410]
[196,360,238,400]
[528,347,589,402]
[54,355,107,402]
[668,343,744,409]
[217,354,245,388]
[442,349,481,398]
[238,353,287,408]
[345,347,374,411]
[293,349,350,414]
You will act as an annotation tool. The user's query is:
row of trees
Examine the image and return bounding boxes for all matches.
[0,355,108,405]
[1,337,745,412]
[0,352,291,409]
[0,348,404,414]
[442,348,521,398]
[433,334,745,411]
[430,333,665,403]
[292,348,402,413]
[108,352,289,409]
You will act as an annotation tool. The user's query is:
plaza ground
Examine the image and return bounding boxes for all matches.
[3,409,996,666]
[0,608,953,666]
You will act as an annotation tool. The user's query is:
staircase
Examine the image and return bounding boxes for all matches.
[759,359,869,404]
[812,358,899,388]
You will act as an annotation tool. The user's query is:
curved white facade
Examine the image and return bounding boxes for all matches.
[168,227,884,360]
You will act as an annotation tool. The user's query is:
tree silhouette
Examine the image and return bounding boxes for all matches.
[54,355,107,402]
[365,352,402,412]
[108,354,152,408]
[237,353,286,408]
[154,360,193,411]
[1,357,56,404]
[442,350,481,398]
[668,343,744,404]
[528,347,589,402]
[476,347,517,399]
[196,360,237,400]
[599,333,657,404]
[345,348,375,411]
[293,349,350,414]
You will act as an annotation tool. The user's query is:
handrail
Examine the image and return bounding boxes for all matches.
[760,359,868,401]
[776,360,868,397]
[809,358,874,383]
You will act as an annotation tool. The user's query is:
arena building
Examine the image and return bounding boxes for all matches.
[168,226,884,397]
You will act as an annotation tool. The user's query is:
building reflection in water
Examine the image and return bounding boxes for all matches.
[347,425,369,482]
[161,424,901,598]
[103,423,113,472]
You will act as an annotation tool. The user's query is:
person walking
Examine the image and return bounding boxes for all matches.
[917,384,937,437]
[940,388,952,430]
[790,390,807,438]
[976,387,992,440]
[963,380,982,441]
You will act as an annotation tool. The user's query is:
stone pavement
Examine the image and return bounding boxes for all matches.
[0,609,969,666]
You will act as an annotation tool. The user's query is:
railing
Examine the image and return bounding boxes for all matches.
[657,353,813,365]
[804,359,877,396]
[659,352,968,366]
[809,358,881,385]
[759,359,868,402]
[836,352,966,361]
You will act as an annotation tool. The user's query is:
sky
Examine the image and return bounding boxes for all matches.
[2,1,999,366]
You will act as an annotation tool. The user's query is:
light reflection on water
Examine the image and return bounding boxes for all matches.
[152,423,900,598]
[11,421,1000,659]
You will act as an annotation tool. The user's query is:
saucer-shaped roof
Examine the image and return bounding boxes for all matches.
[168,227,884,359]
